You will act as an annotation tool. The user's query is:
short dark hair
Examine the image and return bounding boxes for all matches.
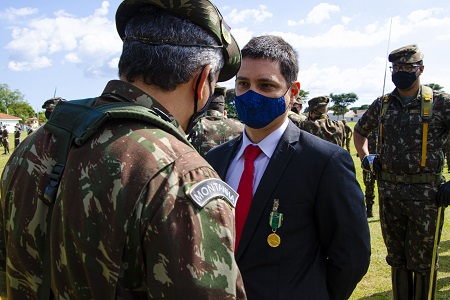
[241,35,299,87]
[118,6,224,91]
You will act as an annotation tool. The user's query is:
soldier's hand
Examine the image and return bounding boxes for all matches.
[436,181,450,207]
[361,154,381,174]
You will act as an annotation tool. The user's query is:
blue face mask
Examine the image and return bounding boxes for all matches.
[234,89,288,129]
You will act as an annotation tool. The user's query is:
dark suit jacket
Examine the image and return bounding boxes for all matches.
[206,121,371,300]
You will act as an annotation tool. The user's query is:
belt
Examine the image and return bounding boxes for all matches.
[379,171,442,184]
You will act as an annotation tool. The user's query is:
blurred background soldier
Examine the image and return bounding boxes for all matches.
[13,124,21,149]
[42,97,64,119]
[341,119,353,152]
[287,96,307,126]
[362,131,377,218]
[355,44,450,299]
[297,95,345,147]
[188,85,243,157]
[1,125,9,155]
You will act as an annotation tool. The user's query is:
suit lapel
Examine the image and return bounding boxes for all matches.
[236,122,301,259]
[214,135,242,180]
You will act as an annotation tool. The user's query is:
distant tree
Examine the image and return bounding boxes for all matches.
[329,92,358,119]
[424,83,444,92]
[9,101,36,123]
[359,104,370,110]
[299,89,309,101]
[0,83,37,122]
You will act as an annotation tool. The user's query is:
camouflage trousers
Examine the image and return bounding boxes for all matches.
[378,184,444,273]
[363,170,375,205]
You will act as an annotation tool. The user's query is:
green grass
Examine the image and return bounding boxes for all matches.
[0,128,450,299]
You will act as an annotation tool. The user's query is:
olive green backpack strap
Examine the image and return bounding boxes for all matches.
[420,85,433,167]
[39,98,193,299]
[377,95,391,155]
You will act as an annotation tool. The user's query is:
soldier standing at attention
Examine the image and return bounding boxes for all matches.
[1,126,9,155]
[297,96,346,147]
[0,0,246,299]
[188,85,244,158]
[341,119,353,152]
[354,44,450,299]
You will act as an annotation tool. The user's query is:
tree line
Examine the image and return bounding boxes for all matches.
[1,82,445,123]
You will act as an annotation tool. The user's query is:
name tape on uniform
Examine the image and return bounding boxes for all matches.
[187,178,238,208]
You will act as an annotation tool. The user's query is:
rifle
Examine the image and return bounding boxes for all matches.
[375,18,393,156]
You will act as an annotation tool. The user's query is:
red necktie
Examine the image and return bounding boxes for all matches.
[235,145,262,249]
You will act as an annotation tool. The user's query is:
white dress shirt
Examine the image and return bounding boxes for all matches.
[225,118,289,195]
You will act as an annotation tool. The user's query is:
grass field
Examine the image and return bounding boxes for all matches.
[0,126,449,299]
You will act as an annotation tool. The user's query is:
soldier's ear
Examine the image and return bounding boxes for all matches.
[195,65,215,101]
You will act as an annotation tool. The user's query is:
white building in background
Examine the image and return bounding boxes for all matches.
[0,112,21,128]
[327,110,367,122]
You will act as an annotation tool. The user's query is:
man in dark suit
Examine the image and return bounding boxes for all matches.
[206,35,371,300]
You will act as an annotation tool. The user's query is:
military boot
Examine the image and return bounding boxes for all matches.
[413,270,436,300]
[391,266,413,300]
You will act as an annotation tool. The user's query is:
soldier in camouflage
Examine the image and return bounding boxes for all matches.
[42,97,64,119]
[354,44,450,299]
[341,119,353,152]
[188,85,244,158]
[0,1,246,299]
[296,96,345,147]
[362,131,377,218]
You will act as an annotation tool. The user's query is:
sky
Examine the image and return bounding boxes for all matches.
[0,0,449,113]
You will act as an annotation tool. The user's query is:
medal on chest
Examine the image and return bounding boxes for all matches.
[267,199,283,247]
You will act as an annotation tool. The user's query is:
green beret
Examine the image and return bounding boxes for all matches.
[388,44,424,64]
[115,0,241,82]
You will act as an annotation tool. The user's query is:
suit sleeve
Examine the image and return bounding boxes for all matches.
[316,149,371,300]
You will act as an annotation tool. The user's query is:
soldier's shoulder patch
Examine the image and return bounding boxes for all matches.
[186,178,238,208]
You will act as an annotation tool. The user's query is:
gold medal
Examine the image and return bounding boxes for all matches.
[267,232,281,247]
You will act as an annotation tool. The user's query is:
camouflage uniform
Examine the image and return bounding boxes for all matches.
[342,120,353,152]
[188,86,243,158]
[445,132,450,172]
[294,96,346,147]
[362,131,377,217]
[0,81,246,299]
[355,86,450,272]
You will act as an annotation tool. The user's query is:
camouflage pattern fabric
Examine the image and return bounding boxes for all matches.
[287,110,306,127]
[363,132,377,206]
[0,80,245,299]
[355,86,450,271]
[188,110,244,158]
[297,116,345,147]
[343,122,353,152]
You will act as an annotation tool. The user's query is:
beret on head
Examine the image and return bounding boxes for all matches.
[308,96,329,114]
[42,97,63,109]
[115,0,241,82]
[388,44,424,64]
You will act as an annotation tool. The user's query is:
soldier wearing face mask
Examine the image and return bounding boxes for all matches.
[354,44,450,299]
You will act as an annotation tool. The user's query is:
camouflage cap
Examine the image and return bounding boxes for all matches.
[214,85,227,96]
[308,96,329,109]
[115,0,241,82]
[42,97,63,109]
[388,44,424,64]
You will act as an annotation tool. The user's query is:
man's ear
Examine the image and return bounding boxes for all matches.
[195,65,214,100]
[289,81,301,105]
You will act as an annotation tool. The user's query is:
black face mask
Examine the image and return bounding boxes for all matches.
[185,71,213,134]
[392,71,417,90]
[45,110,53,119]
